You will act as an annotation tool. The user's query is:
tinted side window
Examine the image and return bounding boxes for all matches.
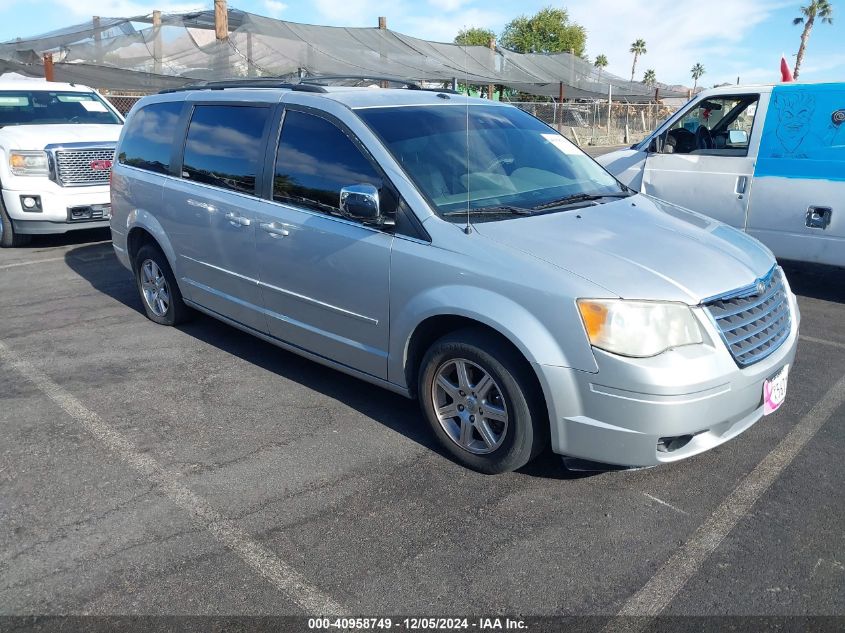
[274,110,384,216]
[118,101,182,174]
[182,105,269,195]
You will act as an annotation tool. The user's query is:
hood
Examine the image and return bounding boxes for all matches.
[473,195,775,305]
[0,124,122,150]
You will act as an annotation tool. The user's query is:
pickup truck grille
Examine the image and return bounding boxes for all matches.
[54,148,115,186]
[705,267,791,368]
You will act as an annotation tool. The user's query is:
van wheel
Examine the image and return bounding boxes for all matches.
[418,329,547,474]
[0,196,32,248]
[134,243,191,326]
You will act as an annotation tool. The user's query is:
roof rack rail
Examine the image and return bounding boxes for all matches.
[300,74,459,94]
[158,75,459,95]
[158,79,327,94]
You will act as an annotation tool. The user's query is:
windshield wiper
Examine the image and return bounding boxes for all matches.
[442,205,533,217]
[532,191,632,211]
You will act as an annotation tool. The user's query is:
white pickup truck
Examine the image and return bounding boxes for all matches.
[0,79,123,247]
[598,82,844,268]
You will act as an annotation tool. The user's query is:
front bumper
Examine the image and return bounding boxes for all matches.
[2,186,111,234]
[535,293,800,467]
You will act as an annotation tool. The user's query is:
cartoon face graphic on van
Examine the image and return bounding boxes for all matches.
[773,91,816,154]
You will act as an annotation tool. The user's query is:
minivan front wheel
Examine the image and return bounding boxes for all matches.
[134,243,190,326]
[419,330,547,474]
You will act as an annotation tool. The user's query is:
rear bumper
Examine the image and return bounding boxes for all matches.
[535,293,800,467]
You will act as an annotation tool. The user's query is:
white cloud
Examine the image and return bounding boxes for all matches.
[49,0,203,18]
[312,0,400,26]
[426,0,471,11]
[566,0,787,86]
[262,0,288,18]
[402,8,508,43]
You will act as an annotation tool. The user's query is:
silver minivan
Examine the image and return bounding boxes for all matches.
[110,79,799,474]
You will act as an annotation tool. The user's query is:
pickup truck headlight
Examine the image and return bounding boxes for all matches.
[577,299,703,357]
[9,151,49,177]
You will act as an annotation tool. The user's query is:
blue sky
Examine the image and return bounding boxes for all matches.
[2,0,843,87]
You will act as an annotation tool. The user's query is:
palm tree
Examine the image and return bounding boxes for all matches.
[629,39,647,82]
[691,63,706,92]
[643,69,657,89]
[793,1,834,79]
[594,54,609,84]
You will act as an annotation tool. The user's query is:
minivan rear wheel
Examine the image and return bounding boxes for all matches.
[0,195,32,248]
[418,329,547,474]
[134,243,191,326]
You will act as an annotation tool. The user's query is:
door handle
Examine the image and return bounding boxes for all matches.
[735,176,748,195]
[259,221,290,237]
[186,198,215,212]
[225,211,251,227]
[806,206,832,230]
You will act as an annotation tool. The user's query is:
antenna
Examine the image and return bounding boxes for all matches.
[463,36,472,235]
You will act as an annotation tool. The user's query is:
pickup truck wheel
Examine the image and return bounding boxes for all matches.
[0,195,32,248]
[419,329,547,474]
[134,243,191,326]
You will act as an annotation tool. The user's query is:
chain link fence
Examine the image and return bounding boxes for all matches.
[103,93,144,115]
[102,93,680,148]
[510,101,681,147]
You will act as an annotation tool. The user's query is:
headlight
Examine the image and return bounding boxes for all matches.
[577,299,703,357]
[9,151,49,177]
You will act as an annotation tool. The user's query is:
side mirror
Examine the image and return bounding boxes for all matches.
[339,183,380,221]
[728,130,749,145]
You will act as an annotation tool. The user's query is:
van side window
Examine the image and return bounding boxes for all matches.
[118,101,182,174]
[661,95,759,157]
[273,110,387,218]
[181,105,269,195]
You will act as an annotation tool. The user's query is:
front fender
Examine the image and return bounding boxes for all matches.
[388,284,597,389]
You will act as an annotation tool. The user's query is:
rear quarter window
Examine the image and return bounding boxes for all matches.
[118,101,183,174]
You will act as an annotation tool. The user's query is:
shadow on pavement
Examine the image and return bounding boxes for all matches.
[65,242,600,479]
[780,260,845,304]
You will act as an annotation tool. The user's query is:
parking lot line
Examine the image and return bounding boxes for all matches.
[0,256,66,270]
[800,335,845,351]
[0,338,346,616]
[603,372,845,631]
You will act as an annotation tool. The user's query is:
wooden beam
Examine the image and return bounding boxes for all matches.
[43,53,54,81]
[378,17,388,88]
[214,0,229,41]
[487,37,495,100]
[93,16,102,64]
[247,31,254,77]
[152,10,162,75]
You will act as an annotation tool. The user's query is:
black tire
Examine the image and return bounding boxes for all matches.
[0,195,32,248]
[418,328,547,474]
[134,243,191,326]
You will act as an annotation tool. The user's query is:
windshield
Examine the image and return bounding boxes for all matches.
[0,90,122,127]
[357,104,625,221]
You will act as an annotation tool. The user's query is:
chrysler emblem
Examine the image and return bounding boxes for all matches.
[756,280,766,294]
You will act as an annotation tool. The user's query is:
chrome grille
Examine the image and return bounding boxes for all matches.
[705,267,791,367]
[54,148,115,186]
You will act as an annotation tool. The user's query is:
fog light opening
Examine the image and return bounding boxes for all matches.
[20,195,42,212]
[657,434,695,453]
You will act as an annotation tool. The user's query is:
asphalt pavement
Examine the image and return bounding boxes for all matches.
[0,221,843,625]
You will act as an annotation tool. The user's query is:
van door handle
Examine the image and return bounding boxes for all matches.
[224,211,251,227]
[735,176,748,195]
[259,221,290,237]
[186,199,215,212]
